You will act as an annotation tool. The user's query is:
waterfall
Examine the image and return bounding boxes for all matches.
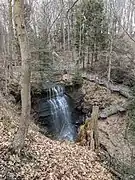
[48,86,75,141]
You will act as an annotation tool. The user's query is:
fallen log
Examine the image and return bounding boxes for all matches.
[82,73,132,99]
[100,103,128,119]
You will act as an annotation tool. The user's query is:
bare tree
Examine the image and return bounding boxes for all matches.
[13,0,31,152]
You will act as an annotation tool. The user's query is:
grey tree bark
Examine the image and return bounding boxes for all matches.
[8,0,14,78]
[13,0,31,152]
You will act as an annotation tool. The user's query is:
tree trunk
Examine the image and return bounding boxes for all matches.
[87,46,90,64]
[2,6,9,95]
[82,51,85,70]
[13,0,31,152]
[94,42,98,62]
[91,51,94,70]
[108,37,113,84]
[79,23,82,59]
[67,15,71,51]
[8,0,14,79]
[4,56,8,95]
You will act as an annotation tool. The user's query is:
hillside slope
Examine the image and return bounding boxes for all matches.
[0,98,113,180]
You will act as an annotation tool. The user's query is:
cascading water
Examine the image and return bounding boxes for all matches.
[45,85,76,141]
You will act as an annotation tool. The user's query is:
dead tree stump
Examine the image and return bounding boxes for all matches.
[77,105,99,151]
[90,105,99,150]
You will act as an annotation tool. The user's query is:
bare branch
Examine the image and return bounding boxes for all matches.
[66,0,79,16]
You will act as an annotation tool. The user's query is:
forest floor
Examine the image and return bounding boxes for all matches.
[0,95,113,180]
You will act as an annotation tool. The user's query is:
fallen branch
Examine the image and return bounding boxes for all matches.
[100,103,128,119]
[106,166,123,179]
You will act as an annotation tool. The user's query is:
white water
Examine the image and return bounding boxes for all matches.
[48,86,75,141]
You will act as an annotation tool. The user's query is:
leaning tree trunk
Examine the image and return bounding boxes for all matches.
[13,0,31,152]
